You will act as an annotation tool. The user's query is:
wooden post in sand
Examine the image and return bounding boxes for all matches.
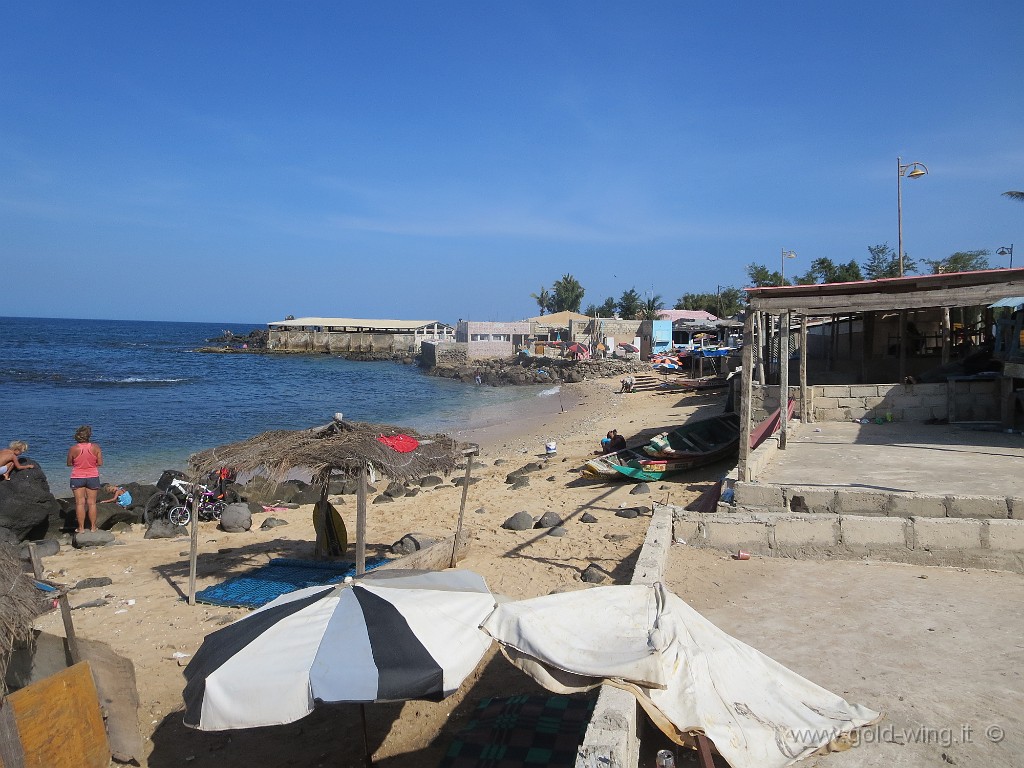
[738,312,755,481]
[780,311,790,450]
[187,481,201,606]
[450,448,477,568]
[799,315,810,423]
[356,463,368,576]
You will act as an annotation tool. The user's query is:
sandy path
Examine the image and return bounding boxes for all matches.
[31,376,730,767]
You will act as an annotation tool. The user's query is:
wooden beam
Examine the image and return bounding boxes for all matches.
[738,312,755,481]
[450,448,477,568]
[780,311,790,449]
[749,277,1024,315]
[899,310,907,383]
[941,307,951,365]
[799,315,809,423]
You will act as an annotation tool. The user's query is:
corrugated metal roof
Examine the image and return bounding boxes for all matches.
[267,317,451,330]
[989,297,1024,308]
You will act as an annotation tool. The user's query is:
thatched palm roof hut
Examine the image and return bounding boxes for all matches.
[188,416,462,484]
[0,544,53,691]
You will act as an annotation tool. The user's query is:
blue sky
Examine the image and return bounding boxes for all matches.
[2,2,1021,324]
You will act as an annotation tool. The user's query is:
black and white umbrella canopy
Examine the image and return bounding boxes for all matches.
[183,570,495,731]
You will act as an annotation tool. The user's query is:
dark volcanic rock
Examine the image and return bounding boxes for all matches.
[580,512,598,524]
[419,475,443,488]
[145,520,183,539]
[534,511,562,529]
[19,539,59,559]
[501,511,534,531]
[629,483,651,496]
[219,503,252,533]
[391,533,437,555]
[581,564,608,584]
[615,508,640,519]
[547,526,568,537]
[260,517,289,530]
[452,477,480,487]
[0,461,61,542]
[372,495,394,504]
[74,576,113,590]
[73,530,115,548]
[384,482,407,498]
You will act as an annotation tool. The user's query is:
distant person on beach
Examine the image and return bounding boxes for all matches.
[101,483,132,508]
[601,430,627,454]
[67,425,103,532]
[0,441,34,480]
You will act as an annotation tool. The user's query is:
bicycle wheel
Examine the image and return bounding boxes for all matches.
[168,506,191,527]
[207,500,227,520]
[144,491,178,525]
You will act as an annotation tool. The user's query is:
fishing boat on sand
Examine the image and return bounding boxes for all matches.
[581,412,740,482]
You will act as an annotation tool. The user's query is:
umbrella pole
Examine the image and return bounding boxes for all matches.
[359,703,373,767]
[356,463,367,576]
[450,448,477,568]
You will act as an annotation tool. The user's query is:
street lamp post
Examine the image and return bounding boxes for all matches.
[780,249,797,284]
[897,156,929,276]
[997,245,1014,269]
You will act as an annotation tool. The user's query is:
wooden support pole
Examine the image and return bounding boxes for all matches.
[356,464,368,576]
[450,448,477,568]
[780,311,790,449]
[28,542,80,664]
[899,310,908,383]
[799,315,809,423]
[187,484,200,606]
[941,307,952,365]
[738,312,755,481]
[754,313,765,385]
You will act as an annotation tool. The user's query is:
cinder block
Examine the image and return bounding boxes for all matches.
[863,396,886,410]
[876,385,898,397]
[838,397,866,408]
[903,406,932,421]
[836,490,890,516]
[814,397,840,410]
[890,494,946,518]
[847,407,868,420]
[1008,497,1024,519]
[849,386,880,397]
[819,385,850,398]
[784,486,836,514]
[913,517,983,550]
[946,495,1009,519]
[814,408,850,422]
[841,516,909,548]
[986,520,1024,551]
[733,482,784,509]
[773,515,838,549]
[703,517,771,554]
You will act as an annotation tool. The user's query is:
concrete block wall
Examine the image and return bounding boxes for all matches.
[675,510,1024,572]
[421,341,469,367]
[575,503,673,768]
[269,329,420,354]
[806,381,999,423]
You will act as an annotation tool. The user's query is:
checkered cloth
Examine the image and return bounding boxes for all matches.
[440,694,597,768]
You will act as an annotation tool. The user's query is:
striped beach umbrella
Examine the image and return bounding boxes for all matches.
[182,569,495,731]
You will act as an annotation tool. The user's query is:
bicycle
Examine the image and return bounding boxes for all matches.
[144,477,227,527]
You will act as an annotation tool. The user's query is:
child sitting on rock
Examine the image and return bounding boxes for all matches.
[101,483,133,507]
[0,441,34,480]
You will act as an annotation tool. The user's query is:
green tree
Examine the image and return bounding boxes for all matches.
[584,296,618,317]
[1003,191,1024,202]
[550,274,585,313]
[637,295,666,322]
[862,243,915,279]
[746,263,787,287]
[617,288,642,320]
[796,257,864,285]
[674,286,742,317]
[530,286,552,315]
[923,250,990,274]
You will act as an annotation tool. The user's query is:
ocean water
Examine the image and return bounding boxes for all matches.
[2,317,551,486]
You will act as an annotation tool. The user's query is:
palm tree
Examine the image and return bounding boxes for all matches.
[529,286,551,315]
[1004,191,1024,202]
[636,295,665,321]
[550,274,585,313]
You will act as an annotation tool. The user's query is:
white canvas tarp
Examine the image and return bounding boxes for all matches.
[482,583,880,768]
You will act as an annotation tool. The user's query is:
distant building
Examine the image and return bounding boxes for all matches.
[267,317,454,354]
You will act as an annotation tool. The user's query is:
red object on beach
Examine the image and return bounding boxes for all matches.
[377,434,419,453]
[734,550,751,561]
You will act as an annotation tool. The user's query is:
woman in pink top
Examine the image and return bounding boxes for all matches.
[67,425,103,533]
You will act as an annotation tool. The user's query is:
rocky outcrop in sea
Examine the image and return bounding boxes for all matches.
[426,356,650,386]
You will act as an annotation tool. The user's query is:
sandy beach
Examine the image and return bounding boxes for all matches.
[30,376,733,767]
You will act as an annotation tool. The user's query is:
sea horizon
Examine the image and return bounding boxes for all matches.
[3,316,554,488]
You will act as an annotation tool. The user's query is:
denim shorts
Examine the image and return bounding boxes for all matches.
[70,477,101,490]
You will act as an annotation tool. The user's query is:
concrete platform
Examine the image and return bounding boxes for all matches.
[758,421,1024,496]
[664,548,1024,768]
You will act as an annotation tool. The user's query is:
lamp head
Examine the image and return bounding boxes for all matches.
[902,161,929,179]
[996,246,1011,256]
